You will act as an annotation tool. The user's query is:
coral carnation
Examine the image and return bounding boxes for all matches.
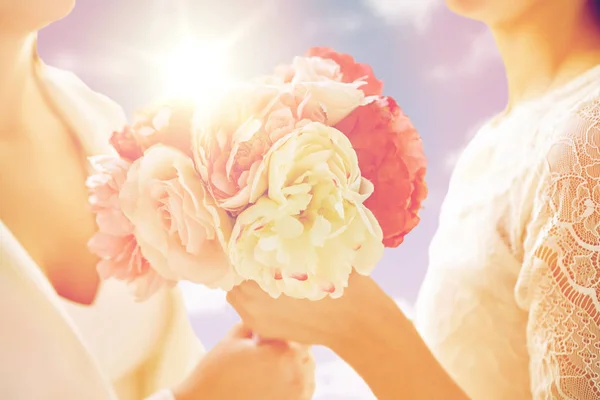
[335,97,427,247]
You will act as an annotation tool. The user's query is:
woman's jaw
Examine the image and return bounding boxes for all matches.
[0,0,75,35]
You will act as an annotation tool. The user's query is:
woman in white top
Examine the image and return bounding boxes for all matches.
[228,0,600,399]
[0,1,314,399]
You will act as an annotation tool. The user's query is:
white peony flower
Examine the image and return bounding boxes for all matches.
[191,81,366,214]
[229,122,384,300]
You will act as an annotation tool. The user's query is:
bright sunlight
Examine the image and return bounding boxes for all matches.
[163,39,231,106]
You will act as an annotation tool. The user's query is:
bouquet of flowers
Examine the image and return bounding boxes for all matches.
[87,47,427,301]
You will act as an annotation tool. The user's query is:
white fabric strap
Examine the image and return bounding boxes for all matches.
[145,389,177,400]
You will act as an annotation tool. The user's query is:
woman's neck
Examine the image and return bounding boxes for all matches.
[491,3,600,109]
[0,32,38,134]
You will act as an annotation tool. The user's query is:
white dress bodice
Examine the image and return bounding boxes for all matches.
[61,281,169,398]
[415,65,600,399]
[0,49,202,400]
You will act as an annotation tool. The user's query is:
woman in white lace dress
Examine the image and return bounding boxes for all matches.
[0,1,314,399]
[229,0,600,399]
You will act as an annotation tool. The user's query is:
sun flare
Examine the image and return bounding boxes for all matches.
[163,39,231,106]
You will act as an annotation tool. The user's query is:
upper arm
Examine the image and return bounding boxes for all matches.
[518,99,600,399]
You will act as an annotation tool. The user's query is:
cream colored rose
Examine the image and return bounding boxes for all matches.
[192,82,366,214]
[229,122,384,300]
[120,145,241,290]
[289,80,366,126]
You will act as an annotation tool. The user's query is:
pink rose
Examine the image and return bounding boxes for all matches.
[87,156,172,300]
[306,47,384,96]
[274,56,342,84]
[110,101,195,162]
[272,48,383,97]
[89,232,168,301]
[192,81,365,213]
[119,145,239,290]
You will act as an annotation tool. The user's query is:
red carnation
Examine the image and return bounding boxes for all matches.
[306,47,384,96]
[335,97,427,247]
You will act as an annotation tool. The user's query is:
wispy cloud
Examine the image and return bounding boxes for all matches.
[47,52,132,77]
[364,0,441,31]
[305,14,365,38]
[429,29,499,80]
[444,117,493,170]
[179,282,230,316]
[444,149,464,171]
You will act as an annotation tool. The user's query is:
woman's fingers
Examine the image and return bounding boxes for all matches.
[227,281,258,305]
[227,322,254,339]
[237,280,264,296]
[227,289,258,331]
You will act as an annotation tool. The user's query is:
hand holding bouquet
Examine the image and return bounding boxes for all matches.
[87,47,427,301]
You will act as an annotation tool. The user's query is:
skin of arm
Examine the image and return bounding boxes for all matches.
[327,280,468,400]
[228,274,469,400]
[171,323,315,400]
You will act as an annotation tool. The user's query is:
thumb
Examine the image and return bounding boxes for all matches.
[227,322,254,339]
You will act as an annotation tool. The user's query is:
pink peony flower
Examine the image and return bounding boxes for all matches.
[119,145,240,290]
[192,81,366,213]
[110,100,195,162]
[273,55,342,84]
[272,48,383,97]
[306,47,383,96]
[87,156,172,299]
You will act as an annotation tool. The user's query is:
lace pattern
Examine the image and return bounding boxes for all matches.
[522,98,600,399]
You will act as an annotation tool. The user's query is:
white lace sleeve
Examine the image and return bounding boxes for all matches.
[518,99,600,399]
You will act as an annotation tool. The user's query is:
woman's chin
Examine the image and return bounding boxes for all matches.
[2,0,76,32]
[444,0,537,25]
